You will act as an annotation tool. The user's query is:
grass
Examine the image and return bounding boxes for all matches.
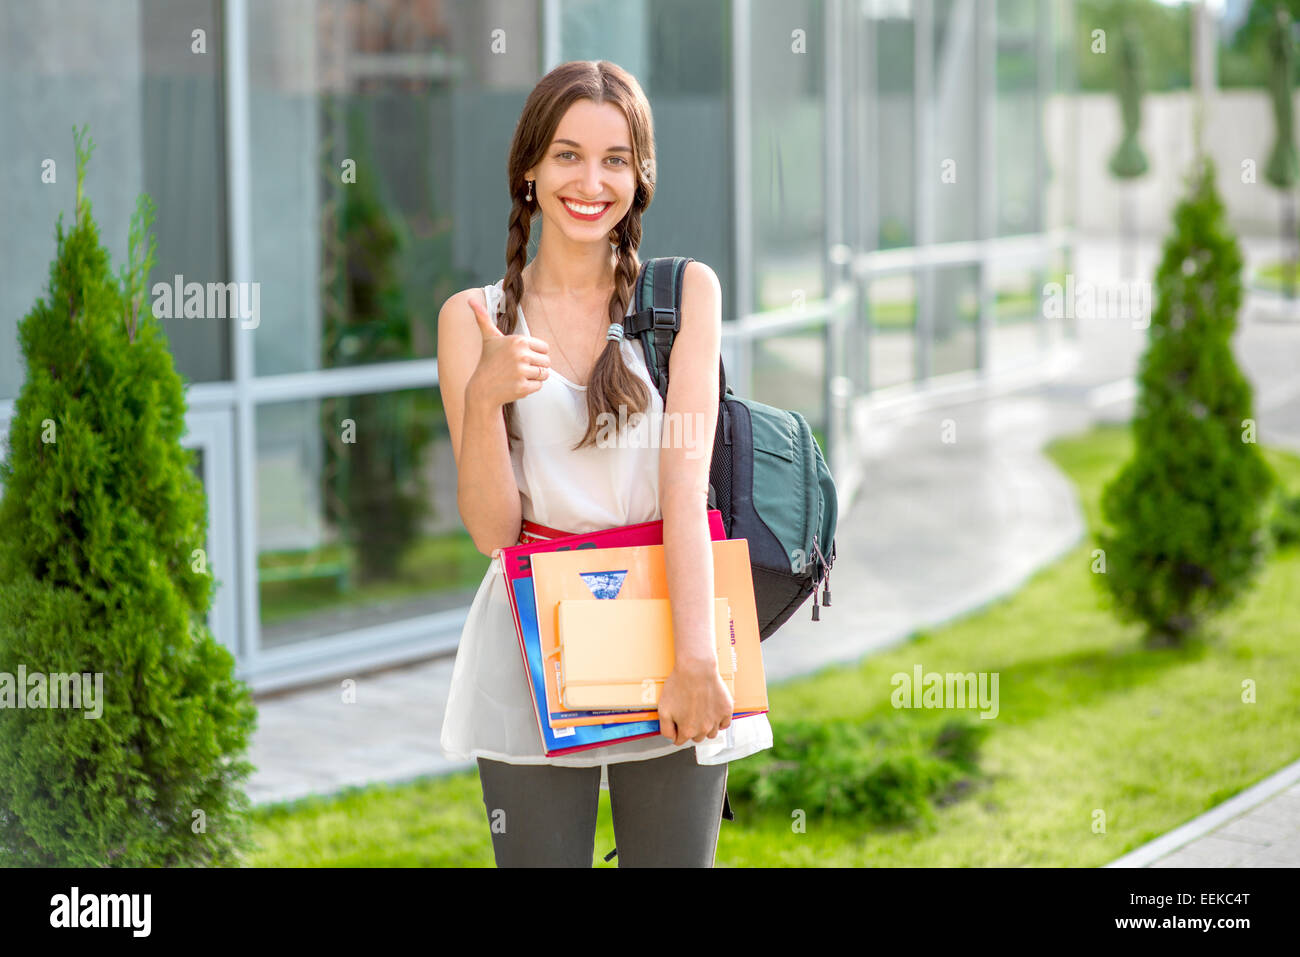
[242,423,1300,867]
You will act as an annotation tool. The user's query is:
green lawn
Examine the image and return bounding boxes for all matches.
[242,423,1300,867]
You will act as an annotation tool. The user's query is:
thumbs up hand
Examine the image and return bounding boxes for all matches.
[466,294,551,408]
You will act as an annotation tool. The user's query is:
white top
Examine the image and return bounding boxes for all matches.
[439,278,773,786]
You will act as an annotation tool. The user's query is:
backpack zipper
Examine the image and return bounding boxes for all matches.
[815,536,831,607]
[809,534,831,621]
[795,413,828,621]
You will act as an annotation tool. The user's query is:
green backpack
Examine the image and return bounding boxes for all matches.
[623,256,839,639]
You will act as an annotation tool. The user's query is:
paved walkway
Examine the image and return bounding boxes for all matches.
[1107,759,1300,868]
[246,237,1300,867]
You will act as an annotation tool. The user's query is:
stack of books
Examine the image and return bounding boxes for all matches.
[500,511,770,756]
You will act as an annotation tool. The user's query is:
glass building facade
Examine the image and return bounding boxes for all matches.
[0,0,1074,691]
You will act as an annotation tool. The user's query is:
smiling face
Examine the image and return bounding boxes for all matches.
[526,98,639,243]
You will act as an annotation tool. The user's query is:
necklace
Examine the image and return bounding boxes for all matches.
[529,284,614,386]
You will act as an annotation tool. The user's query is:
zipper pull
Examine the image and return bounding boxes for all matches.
[812,534,831,608]
[810,534,828,620]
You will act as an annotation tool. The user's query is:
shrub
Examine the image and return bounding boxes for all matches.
[725,715,990,829]
[1269,486,1300,549]
[1096,156,1277,648]
[0,128,257,866]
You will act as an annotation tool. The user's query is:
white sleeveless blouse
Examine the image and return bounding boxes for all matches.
[438,279,774,780]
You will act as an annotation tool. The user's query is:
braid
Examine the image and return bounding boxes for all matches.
[500,186,533,447]
[575,208,650,450]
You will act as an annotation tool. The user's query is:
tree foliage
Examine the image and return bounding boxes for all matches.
[0,127,257,865]
[1097,157,1276,647]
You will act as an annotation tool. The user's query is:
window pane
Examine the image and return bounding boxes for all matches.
[991,262,1044,371]
[559,0,649,77]
[752,324,827,440]
[256,388,486,649]
[247,0,535,376]
[932,0,978,244]
[927,262,978,376]
[0,0,230,399]
[558,0,734,299]
[996,0,1042,236]
[751,0,824,311]
[867,273,917,390]
[871,2,915,250]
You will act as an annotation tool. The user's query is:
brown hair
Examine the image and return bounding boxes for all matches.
[495,60,655,451]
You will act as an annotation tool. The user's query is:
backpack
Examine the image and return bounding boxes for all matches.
[623,256,839,639]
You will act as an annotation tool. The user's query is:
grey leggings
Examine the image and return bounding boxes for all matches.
[476,748,729,867]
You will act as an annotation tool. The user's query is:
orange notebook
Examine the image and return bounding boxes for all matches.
[530,538,768,729]
[557,598,736,710]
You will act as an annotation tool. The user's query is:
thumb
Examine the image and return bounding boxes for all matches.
[470,296,504,339]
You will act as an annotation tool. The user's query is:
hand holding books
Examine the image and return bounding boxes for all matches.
[657,656,736,746]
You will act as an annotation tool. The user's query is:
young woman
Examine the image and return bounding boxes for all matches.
[437,60,773,867]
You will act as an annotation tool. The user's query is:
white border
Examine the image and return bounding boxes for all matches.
[181,408,239,656]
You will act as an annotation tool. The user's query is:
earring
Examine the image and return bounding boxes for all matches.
[525,179,533,202]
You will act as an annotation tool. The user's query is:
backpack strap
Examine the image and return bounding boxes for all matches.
[625,256,728,405]
[625,256,729,512]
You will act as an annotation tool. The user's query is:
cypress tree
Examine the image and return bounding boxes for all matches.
[1096,154,1277,648]
[0,127,257,865]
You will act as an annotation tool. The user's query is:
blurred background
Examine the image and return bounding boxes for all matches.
[0,0,1290,696]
